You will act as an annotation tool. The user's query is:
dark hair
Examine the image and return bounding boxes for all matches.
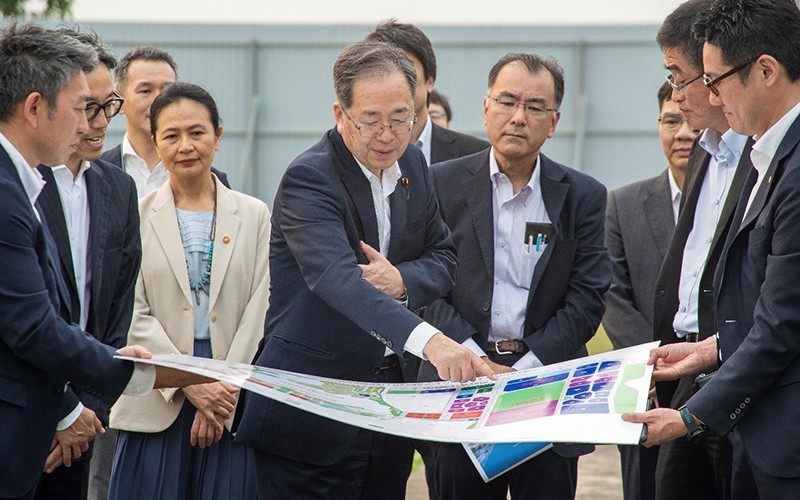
[658,81,673,110]
[0,23,97,122]
[115,46,178,91]
[657,0,714,72]
[59,27,117,70]
[694,0,800,82]
[150,82,221,139]
[429,89,452,121]
[365,19,437,83]
[333,41,416,109]
[487,53,565,109]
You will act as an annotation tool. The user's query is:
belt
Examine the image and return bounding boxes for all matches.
[676,331,700,343]
[372,354,398,374]
[486,339,528,355]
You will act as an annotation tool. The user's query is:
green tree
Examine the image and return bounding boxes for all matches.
[0,0,72,17]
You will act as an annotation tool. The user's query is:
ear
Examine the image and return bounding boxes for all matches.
[21,92,45,128]
[333,102,345,134]
[757,55,781,87]
[547,111,561,139]
[483,97,490,128]
[424,75,434,95]
[215,125,223,151]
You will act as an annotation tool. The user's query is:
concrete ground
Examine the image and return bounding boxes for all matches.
[405,444,623,499]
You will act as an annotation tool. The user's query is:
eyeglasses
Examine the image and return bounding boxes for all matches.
[487,96,557,117]
[665,73,703,94]
[658,114,693,132]
[341,107,416,138]
[703,57,759,97]
[85,93,125,122]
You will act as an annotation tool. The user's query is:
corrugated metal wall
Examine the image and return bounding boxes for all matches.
[34,22,668,206]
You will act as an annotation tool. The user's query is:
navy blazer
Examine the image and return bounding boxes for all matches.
[0,145,133,497]
[100,143,232,189]
[37,160,141,426]
[430,122,489,165]
[235,127,457,465]
[423,149,611,458]
[688,114,800,478]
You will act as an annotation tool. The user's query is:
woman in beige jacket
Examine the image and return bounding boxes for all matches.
[109,82,269,500]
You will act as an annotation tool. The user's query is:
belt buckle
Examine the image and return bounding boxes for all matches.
[686,332,699,343]
[495,340,513,355]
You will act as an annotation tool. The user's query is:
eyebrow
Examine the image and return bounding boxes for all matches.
[660,113,683,120]
[496,90,547,105]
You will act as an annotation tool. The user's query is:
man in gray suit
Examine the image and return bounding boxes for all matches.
[603,82,699,500]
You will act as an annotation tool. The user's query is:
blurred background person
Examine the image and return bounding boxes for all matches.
[108,82,270,500]
[428,89,451,129]
[603,81,699,500]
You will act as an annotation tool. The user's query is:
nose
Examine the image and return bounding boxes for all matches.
[177,134,194,151]
[91,111,110,129]
[76,110,90,135]
[671,88,685,103]
[374,125,395,142]
[708,90,722,107]
[509,103,527,125]
[675,120,697,139]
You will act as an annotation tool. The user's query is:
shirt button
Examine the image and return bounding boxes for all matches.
[680,306,686,312]
[707,237,713,244]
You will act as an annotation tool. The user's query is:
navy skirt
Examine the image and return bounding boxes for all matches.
[108,340,256,499]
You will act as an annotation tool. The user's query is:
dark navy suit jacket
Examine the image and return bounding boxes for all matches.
[0,144,133,497]
[235,127,457,465]
[422,149,610,459]
[689,114,800,478]
[100,143,231,189]
[430,123,488,165]
[37,160,141,426]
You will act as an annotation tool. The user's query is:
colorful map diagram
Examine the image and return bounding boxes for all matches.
[121,341,657,445]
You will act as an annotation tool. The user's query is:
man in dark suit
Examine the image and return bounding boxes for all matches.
[235,41,495,499]
[99,46,230,196]
[0,23,208,500]
[625,0,800,497]
[421,52,610,500]
[31,30,141,500]
[366,19,488,166]
[648,2,753,498]
[603,83,699,500]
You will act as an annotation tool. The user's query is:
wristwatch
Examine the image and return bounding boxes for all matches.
[678,405,707,441]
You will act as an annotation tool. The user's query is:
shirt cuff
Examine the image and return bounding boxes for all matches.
[512,351,543,372]
[123,363,156,397]
[462,338,487,358]
[56,402,84,431]
[403,321,440,360]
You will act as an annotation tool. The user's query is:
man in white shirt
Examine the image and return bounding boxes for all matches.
[626,0,800,497]
[0,24,215,499]
[421,52,610,500]
[100,46,230,197]
[33,30,141,500]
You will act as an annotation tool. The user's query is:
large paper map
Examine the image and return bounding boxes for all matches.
[121,342,656,445]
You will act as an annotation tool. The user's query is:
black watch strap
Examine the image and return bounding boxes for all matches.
[678,405,707,441]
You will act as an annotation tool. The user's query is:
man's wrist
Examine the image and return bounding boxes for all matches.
[678,405,707,441]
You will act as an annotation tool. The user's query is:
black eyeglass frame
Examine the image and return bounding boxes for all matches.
[703,57,760,97]
[85,92,125,122]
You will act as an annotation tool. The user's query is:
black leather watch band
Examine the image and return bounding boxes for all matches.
[679,404,707,441]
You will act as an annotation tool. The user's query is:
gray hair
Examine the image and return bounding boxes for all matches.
[114,46,178,92]
[0,23,98,122]
[59,27,117,70]
[333,41,416,109]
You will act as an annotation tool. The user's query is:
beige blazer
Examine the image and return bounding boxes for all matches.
[111,175,270,433]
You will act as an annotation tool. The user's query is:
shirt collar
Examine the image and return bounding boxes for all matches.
[122,134,141,160]
[354,155,402,191]
[0,130,45,207]
[489,146,542,198]
[52,160,92,183]
[699,127,748,161]
[667,167,681,202]
[751,101,800,175]
[417,114,433,163]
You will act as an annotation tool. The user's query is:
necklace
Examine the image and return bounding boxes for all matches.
[180,205,217,306]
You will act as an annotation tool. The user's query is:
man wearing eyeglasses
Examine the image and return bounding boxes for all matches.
[626,0,800,496]
[32,29,141,500]
[416,52,610,500]
[642,1,755,498]
[235,41,496,499]
[603,82,699,500]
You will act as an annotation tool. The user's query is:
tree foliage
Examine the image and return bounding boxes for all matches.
[0,0,72,18]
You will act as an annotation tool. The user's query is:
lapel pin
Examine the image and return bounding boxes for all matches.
[223,236,231,244]
[401,177,409,186]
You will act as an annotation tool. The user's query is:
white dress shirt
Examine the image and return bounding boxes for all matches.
[673,128,748,336]
[416,114,433,166]
[744,101,800,219]
[121,135,169,198]
[667,168,682,224]
[354,156,438,358]
[51,162,92,330]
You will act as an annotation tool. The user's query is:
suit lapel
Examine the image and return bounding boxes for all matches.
[387,170,408,260]
[37,166,80,317]
[714,138,754,244]
[209,180,240,312]
[85,164,109,312]
[643,171,675,261]
[37,201,73,320]
[464,154,494,275]
[529,157,567,296]
[149,184,193,305]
